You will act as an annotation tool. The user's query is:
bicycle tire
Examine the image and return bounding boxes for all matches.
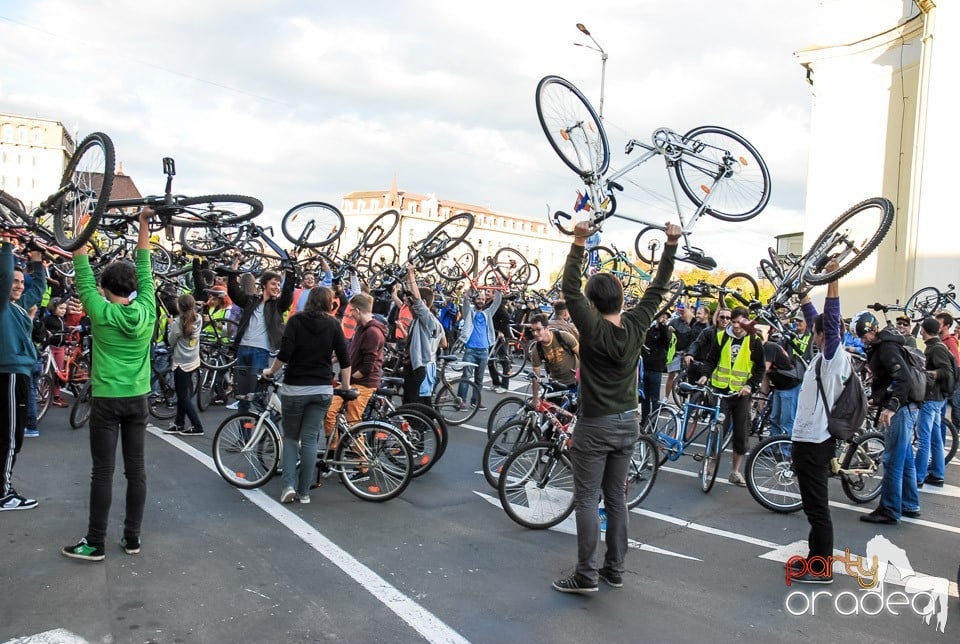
[196,366,215,412]
[0,191,31,227]
[435,241,476,282]
[482,417,543,489]
[903,286,943,321]
[486,396,529,438]
[179,225,241,256]
[200,318,239,370]
[491,247,531,285]
[386,409,441,477]
[720,272,760,309]
[498,441,575,529]
[641,404,681,466]
[585,245,616,278]
[655,280,686,319]
[149,390,177,421]
[699,424,722,493]
[54,132,115,251]
[490,339,527,381]
[414,212,475,262]
[163,194,263,228]
[758,258,782,286]
[634,226,667,267]
[280,201,345,248]
[839,431,885,504]
[360,209,400,248]
[367,243,398,274]
[945,417,958,464]
[337,421,413,501]
[433,378,481,425]
[744,434,801,513]
[535,75,610,177]
[36,375,53,423]
[801,197,895,285]
[625,434,660,508]
[150,242,173,275]
[395,402,450,461]
[675,126,771,222]
[69,382,92,429]
[212,413,280,489]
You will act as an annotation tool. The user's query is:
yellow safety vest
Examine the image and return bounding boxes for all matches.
[793,332,811,357]
[711,330,754,390]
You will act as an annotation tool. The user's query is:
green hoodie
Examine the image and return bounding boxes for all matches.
[75,249,156,398]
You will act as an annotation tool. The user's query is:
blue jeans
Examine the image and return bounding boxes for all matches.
[915,399,945,482]
[879,405,920,519]
[150,345,169,397]
[280,393,332,497]
[569,411,639,583]
[640,370,662,425]
[235,346,271,414]
[457,346,488,404]
[770,385,800,436]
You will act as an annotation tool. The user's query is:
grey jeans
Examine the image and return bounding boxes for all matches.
[569,411,640,583]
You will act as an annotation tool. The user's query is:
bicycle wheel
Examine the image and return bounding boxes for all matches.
[0,191,31,227]
[54,132,115,251]
[759,258,782,286]
[482,417,543,489]
[839,431,885,504]
[281,201,345,247]
[490,338,527,381]
[634,226,667,267]
[359,209,400,248]
[625,434,660,508]
[945,417,958,464]
[36,375,53,422]
[396,402,450,461]
[675,126,771,222]
[165,194,263,228]
[720,272,760,309]
[179,225,240,256]
[585,245,617,278]
[196,365,215,412]
[212,413,280,489]
[903,286,943,321]
[641,405,681,466]
[434,241,476,282]
[699,424,722,493]
[367,243,398,273]
[414,212,475,261]
[337,421,413,501]
[535,75,609,177]
[200,318,239,370]
[433,378,481,425]
[498,441,575,529]
[386,409,441,477]
[744,434,801,513]
[149,388,177,420]
[487,396,528,438]
[801,197,895,285]
[69,381,92,429]
[147,242,172,275]
[491,247,530,283]
[655,280,686,319]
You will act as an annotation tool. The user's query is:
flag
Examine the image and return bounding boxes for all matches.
[574,191,592,212]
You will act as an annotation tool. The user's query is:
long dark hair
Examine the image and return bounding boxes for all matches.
[304,286,335,318]
[178,294,198,336]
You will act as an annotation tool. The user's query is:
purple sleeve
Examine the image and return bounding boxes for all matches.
[822,296,841,360]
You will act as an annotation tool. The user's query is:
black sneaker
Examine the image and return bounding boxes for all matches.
[62,538,105,561]
[923,475,945,487]
[860,508,898,524]
[902,509,921,519]
[179,427,204,436]
[791,571,833,584]
[477,404,487,411]
[0,492,38,511]
[162,424,183,434]
[120,536,141,554]
[552,573,598,594]
[598,567,623,588]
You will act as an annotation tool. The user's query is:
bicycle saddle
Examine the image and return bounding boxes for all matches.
[680,250,717,271]
[335,388,360,401]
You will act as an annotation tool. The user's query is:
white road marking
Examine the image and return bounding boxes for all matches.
[472,490,702,561]
[149,426,469,644]
[2,630,90,644]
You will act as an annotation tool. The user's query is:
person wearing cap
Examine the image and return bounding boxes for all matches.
[792,316,815,360]
[665,302,696,396]
[699,306,765,486]
[851,309,922,524]
[916,317,955,488]
[894,315,917,348]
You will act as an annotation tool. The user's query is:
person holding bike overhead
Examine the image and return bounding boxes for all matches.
[552,220,680,595]
[699,307,765,487]
[457,288,502,410]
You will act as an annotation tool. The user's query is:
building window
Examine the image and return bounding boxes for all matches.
[32,128,42,145]
[1,124,12,141]
[18,126,27,143]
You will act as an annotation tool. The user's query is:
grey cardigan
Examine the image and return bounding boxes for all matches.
[167,316,201,372]
[459,291,503,348]
[408,299,443,370]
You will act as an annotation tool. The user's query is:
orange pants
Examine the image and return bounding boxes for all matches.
[324,384,375,436]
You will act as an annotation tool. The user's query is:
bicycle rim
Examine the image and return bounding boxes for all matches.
[498,442,575,529]
[840,432,884,503]
[483,419,542,489]
[903,286,942,321]
[360,209,400,248]
[55,132,115,251]
[699,426,722,493]
[212,414,279,489]
[535,75,609,177]
[802,197,894,285]
[337,423,412,501]
[180,225,239,255]
[414,212,475,261]
[434,380,480,425]
[626,435,659,508]
[745,436,801,512]
[166,194,263,227]
[281,201,345,248]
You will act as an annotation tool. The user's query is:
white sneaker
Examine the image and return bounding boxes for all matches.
[494,387,507,394]
[297,495,311,504]
[226,401,239,410]
[280,487,296,503]
[728,471,747,487]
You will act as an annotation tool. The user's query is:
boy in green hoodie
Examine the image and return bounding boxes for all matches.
[63,208,156,561]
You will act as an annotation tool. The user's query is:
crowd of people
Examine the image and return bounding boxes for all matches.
[1,210,956,597]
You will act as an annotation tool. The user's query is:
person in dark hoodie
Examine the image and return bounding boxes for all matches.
[263,287,350,505]
[324,292,386,438]
[915,317,955,488]
[851,310,922,524]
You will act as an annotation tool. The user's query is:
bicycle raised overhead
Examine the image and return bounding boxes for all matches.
[536,75,772,270]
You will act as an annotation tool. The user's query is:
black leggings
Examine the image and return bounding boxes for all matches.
[0,373,28,497]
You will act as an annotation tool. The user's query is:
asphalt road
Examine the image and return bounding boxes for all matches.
[2,385,958,644]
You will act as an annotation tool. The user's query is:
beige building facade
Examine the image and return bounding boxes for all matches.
[0,113,75,213]
[341,183,572,288]
[796,0,958,311]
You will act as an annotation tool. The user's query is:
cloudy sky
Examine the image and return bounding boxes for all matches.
[0,0,822,273]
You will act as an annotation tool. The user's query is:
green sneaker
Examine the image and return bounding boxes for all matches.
[62,538,105,561]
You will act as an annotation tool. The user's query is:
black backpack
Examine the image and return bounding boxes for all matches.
[899,344,929,404]
[815,355,868,441]
[535,330,576,363]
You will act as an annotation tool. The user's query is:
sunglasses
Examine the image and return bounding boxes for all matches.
[896,321,910,326]
[717,315,731,321]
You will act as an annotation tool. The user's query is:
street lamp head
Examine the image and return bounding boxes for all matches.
[576,23,591,36]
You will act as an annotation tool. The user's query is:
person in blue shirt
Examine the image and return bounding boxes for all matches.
[457,289,502,410]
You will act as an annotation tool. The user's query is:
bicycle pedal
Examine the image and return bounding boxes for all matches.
[692,453,704,462]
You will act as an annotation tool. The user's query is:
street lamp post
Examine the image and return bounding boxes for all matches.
[575,23,608,119]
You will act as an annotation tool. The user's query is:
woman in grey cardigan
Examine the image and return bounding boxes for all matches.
[400,265,444,405]
[163,294,203,436]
